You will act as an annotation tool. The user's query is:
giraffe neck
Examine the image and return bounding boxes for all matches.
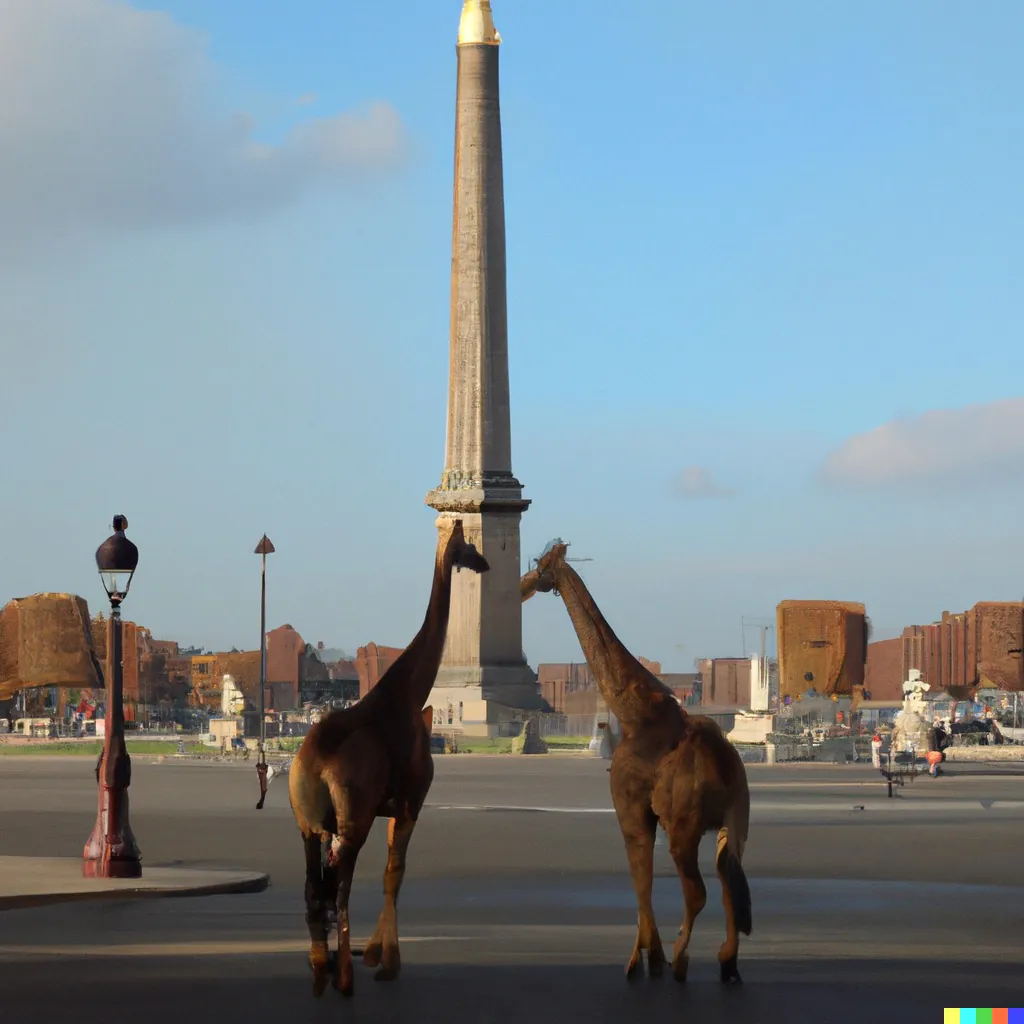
[369,540,454,713]
[553,563,677,726]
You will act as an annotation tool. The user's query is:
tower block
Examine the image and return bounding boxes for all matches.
[776,600,868,700]
[425,1,542,733]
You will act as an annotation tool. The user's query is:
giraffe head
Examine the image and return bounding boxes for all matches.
[530,538,569,594]
[438,518,490,574]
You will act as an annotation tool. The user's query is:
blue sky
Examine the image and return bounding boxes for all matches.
[2,0,1023,670]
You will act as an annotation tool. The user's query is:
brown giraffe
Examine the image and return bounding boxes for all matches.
[521,541,752,984]
[289,517,489,999]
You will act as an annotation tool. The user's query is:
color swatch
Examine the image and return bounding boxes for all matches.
[944,1011,1024,1024]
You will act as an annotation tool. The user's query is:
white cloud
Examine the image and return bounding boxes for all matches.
[0,0,406,248]
[670,464,734,499]
[819,397,1024,486]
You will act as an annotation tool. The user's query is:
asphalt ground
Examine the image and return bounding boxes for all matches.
[1,755,1023,1023]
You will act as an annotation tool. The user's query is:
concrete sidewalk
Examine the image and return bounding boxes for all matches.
[0,856,269,911]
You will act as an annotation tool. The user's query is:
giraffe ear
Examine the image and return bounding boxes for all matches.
[421,706,434,735]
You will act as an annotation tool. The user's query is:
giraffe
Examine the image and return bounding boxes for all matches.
[521,541,752,984]
[288,517,489,999]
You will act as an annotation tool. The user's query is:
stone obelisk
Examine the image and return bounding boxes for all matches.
[425,0,541,733]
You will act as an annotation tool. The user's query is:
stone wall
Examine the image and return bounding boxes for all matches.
[943,745,1024,762]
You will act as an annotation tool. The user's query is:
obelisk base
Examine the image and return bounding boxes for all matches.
[428,672,547,738]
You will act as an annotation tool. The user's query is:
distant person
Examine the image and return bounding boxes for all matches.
[256,759,269,810]
[871,732,883,769]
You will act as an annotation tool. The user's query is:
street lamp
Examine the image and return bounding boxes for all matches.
[83,514,143,878]
[254,534,274,810]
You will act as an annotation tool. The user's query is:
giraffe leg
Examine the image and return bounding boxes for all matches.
[302,832,333,998]
[668,825,706,983]
[616,805,665,980]
[363,815,418,981]
[326,799,373,999]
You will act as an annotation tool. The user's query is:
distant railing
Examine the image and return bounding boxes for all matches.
[492,713,599,740]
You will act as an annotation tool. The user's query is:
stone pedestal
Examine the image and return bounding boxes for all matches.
[728,712,776,745]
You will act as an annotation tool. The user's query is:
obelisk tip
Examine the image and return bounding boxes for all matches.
[458,0,501,46]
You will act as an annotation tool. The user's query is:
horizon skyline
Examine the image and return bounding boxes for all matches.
[3,1,1023,674]
[77,600,967,673]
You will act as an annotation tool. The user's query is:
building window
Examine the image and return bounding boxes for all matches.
[458,701,464,722]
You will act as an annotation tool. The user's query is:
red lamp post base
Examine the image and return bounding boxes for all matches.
[82,783,142,879]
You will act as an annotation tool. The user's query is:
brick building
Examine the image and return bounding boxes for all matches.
[776,600,868,699]
[536,658,672,716]
[864,637,903,701]
[888,602,1024,696]
[698,658,752,707]
[265,625,306,707]
[356,642,405,699]
[660,672,699,705]
[212,650,262,707]
[536,663,593,714]
[859,601,1024,701]
[190,654,218,704]
[87,616,187,718]
[321,658,359,703]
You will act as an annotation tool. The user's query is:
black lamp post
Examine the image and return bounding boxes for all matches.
[83,514,143,878]
[254,534,274,810]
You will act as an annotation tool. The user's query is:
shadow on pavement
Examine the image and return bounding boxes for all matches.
[0,956,1014,1024]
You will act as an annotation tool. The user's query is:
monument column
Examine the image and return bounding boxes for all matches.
[426,0,541,725]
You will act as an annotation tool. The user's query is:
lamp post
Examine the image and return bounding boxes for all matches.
[83,515,142,878]
[254,534,274,810]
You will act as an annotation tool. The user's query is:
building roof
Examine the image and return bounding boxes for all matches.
[317,648,351,664]
[660,672,698,688]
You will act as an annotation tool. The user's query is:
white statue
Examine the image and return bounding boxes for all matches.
[589,712,620,760]
[220,673,246,717]
[891,670,933,754]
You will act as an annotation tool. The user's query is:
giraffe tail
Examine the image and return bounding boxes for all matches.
[716,795,752,936]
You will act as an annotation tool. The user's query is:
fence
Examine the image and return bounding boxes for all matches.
[494,713,601,739]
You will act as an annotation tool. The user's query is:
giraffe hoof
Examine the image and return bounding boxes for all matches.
[376,945,401,979]
[625,951,642,980]
[311,967,331,998]
[362,941,382,969]
[309,947,333,998]
[672,953,690,983]
[719,956,742,985]
[335,956,355,998]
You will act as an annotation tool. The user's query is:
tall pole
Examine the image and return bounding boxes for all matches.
[760,625,767,698]
[259,550,267,763]
[83,605,142,877]
[254,533,274,810]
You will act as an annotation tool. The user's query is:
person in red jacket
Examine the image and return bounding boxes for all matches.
[871,732,883,768]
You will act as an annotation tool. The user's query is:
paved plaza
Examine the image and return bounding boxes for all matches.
[1,754,1023,1022]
